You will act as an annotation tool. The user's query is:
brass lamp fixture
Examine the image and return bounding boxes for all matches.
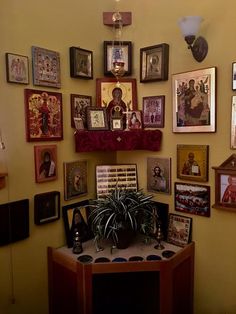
[103,0,131,84]
[178,16,208,62]
[110,9,126,81]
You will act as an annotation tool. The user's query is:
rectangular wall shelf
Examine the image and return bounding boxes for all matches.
[74,130,162,152]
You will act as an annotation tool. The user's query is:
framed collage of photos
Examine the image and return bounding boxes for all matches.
[96,164,138,199]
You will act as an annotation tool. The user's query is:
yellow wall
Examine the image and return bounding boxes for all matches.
[1,0,236,313]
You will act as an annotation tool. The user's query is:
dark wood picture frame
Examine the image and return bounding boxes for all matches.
[87,107,109,131]
[34,144,57,183]
[175,182,210,217]
[167,213,192,247]
[232,62,236,91]
[34,191,60,225]
[110,117,123,130]
[177,144,209,182]
[24,88,63,142]
[140,43,169,82]
[172,67,216,133]
[70,94,92,129]
[32,46,61,88]
[103,41,132,76]
[5,52,29,84]
[212,154,236,211]
[63,160,88,201]
[62,199,93,248]
[69,46,93,79]
[142,95,165,128]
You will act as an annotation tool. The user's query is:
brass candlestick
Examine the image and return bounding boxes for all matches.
[154,222,165,250]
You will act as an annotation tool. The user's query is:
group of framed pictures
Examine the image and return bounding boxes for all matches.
[71,77,165,131]
[34,143,88,200]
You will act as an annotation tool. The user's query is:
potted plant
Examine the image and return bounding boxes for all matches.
[89,187,157,249]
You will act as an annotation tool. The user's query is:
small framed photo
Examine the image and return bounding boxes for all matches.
[111,117,123,131]
[34,191,60,225]
[32,46,61,88]
[212,154,236,211]
[126,110,142,130]
[172,67,216,133]
[142,95,165,128]
[74,118,84,131]
[5,53,29,84]
[177,144,209,182]
[140,43,169,82]
[147,157,171,194]
[87,107,109,131]
[62,199,93,248]
[231,96,236,148]
[69,46,93,79]
[34,145,57,183]
[232,62,236,90]
[96,164,138,199]
[167,213,192,247]
[24,89,63,141]
[103,41,132,76]
[63,160,88,201]
[70,94,92,129]
[175,182,210,217]
[96,78,137,113]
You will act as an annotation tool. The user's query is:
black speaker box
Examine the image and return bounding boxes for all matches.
[0,199,29,246]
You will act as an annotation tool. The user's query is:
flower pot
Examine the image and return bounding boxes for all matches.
[116,228,135,249]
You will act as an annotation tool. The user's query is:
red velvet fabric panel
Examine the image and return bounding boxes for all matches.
[74,130,162,152]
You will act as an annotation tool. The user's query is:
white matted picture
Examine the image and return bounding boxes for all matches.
[147,157,171,194]
[63,160,88,201]
[172,67,216,133]
[167,213,192,247]
[5,53,29,84]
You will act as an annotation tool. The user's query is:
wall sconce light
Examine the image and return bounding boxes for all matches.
[178,16,208,62]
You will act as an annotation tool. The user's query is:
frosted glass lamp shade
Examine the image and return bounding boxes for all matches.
[178,16,202,37]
